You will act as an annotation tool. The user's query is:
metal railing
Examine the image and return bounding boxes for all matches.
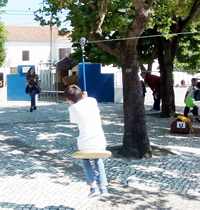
[37,63,59,103]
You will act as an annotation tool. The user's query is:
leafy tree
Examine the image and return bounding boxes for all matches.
[0,0,7,7]
[0,0,8,67]
[35,0,155,158]
[0,22,7,66]
[174,25,200,73]
[138,0,200,117]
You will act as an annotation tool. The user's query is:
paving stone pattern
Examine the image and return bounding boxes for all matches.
[0,102,199,210]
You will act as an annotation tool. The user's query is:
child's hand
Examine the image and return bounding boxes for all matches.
[82,91,88,98]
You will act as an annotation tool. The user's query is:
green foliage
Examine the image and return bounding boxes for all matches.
[174,25,200,73]
[0,22,7,67]
[34,0,64,27]
[139,0,200,69]
[34,0,133,65]
[0,0,7,7]
[70,42,120,66]
[148,0,195,34]
[34,0,200,71]
[0,1,8,67]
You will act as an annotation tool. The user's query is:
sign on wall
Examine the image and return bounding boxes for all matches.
[22,66,31,73]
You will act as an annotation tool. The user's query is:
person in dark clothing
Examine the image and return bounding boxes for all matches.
[141,72,161,111]
[26,67,40,112]
[191,81,200,119]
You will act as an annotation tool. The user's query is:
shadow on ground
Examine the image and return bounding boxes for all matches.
[90,181,200,210]
[0,202,74,210]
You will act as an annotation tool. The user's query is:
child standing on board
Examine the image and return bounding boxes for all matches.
[64,85,109,197]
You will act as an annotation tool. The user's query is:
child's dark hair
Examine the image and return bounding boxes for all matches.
[64,85,83,103]
[191,78,197,82]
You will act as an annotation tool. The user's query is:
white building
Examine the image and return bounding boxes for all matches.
[0,25,72,77]
[0,26,73,101]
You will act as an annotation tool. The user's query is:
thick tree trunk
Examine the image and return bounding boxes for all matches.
[89,0,154,158]
[157,39,175,117]
[120,44,152,158]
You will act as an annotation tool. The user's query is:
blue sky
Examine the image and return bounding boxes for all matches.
[0,0,69,28]
[1,0,42,25]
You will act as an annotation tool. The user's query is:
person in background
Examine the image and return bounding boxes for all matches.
[140,72,161,111]
[183,78,198,117]
[26,67,40,112]
[180,80,186,87]
[139,80,146,103]
[64,85,109,197]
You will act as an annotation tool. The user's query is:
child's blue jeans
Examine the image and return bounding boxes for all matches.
[81,158,108,187]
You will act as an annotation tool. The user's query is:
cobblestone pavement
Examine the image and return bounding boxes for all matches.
[0,101,199,210]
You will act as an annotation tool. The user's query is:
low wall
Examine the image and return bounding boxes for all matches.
[114,86,187,107]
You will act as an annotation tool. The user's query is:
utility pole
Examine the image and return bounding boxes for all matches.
[50,15,53,65]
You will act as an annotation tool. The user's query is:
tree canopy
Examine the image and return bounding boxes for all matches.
[0,0,8,67]
[138,0,200,71]
[0,0,7,7]
[173,24,200,73]
[34,0,135,65]
[34,0,200,79]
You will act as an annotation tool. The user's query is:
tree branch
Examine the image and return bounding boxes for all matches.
[178,0,200,32]
[139,59,147,72]
[88,0,121,59]
[89,32,121,59]
[170,0,200,59]
[91,0,111,34]
[125,0,155,45]
[90,0,155,61]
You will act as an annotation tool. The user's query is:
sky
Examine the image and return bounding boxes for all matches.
[1,0,42,26]
[0,0,69,28]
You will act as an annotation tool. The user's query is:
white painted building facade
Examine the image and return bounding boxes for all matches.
[0,26,73,101]
[0,25,72,76]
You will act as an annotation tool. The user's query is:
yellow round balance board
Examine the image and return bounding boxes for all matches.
[72,150,112,159]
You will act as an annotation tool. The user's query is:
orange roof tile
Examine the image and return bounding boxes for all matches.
[5,25,71,42]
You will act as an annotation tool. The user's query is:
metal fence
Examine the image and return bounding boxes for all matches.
[36,63,200,103]
[37,63,60,103]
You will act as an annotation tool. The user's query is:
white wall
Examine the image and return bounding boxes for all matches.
[4,40,73,69]
[5,42,50,68]
[114,86,187,107]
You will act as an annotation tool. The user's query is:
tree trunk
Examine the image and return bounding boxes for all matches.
[157,39,175,117]
[89,0,155,158]
[120,43,152,158]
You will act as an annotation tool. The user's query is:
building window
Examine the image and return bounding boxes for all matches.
[22,51,29,61]
[10,67,18,74]
[59,48,71,60]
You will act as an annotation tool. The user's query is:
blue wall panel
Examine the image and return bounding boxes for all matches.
[78,63,114,102]
[7,65,35,101]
